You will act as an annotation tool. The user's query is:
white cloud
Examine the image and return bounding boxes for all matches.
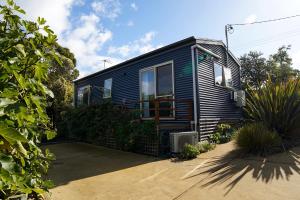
[140,31,156,43]
[61,13,115,77]
[127,20,134,27]
[91,0,121,20]
[130,3,138,11]
[16,0,75,36]
[74,0,85,6]
[108,45,131,57]
[244,14,257,24]
[108,31,163,59]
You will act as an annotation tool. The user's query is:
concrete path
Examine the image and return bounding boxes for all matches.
[45,142,300,200]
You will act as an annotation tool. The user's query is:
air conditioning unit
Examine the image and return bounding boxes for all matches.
[232,90,246,107]
[170,131,198,153]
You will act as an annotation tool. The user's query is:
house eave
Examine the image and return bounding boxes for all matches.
[74,36,197,83]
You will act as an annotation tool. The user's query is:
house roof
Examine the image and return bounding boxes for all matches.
[74,36,240,83]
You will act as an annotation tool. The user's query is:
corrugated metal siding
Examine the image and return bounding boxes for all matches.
[74,44,194,122]
[196,44,242,139]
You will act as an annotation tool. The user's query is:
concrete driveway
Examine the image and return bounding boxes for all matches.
[45,142,300,200]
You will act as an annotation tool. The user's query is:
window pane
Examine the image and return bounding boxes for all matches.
[156,64,173,96]
[77,89,83,106]
[214,63,223,86]
[77,86,90,106]
[224,67,233,87]
[82,88,90,104]
[103,78,112,98]
[141,69,155,118]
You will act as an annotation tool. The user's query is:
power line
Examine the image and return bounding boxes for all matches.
[229,14,300,26]
[224,14,300,67]
[232,27,300,49]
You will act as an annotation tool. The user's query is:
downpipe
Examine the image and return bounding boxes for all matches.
[191,45,198,133]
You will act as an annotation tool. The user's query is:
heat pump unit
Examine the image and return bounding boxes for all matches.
[170,132,198,153]
[232,90,246,107]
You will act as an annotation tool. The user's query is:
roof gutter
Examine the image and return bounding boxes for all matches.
[191,44,221,133]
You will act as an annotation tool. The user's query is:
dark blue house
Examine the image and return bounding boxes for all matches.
[73,36,243,153]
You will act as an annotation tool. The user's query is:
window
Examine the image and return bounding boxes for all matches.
[141,69,155,118]
[224,67,233,87]
[214,63,233,88]
[77,86,90,106]
[103,78,112,98]
[140,61,174,118]
[214,63,223,86]
[156,64,173,96]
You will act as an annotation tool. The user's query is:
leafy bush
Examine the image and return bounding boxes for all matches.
[209,123,234,144]
[210,132,222,144]
[180,144,199,159]
[235,123,281,154]
[245,78,300,136]
[58,102,157,152]
[196,141,216,153]
[0,1,59,198]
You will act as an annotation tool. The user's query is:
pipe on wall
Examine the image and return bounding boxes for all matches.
[190,44,221,134]
[191,45,198,132]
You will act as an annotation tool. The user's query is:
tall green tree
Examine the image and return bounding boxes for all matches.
[48,44,79,106]
[268,45,299,82]
[240,51,269,89]
[240,46,300,88]
[0,0,60,198]
[46,44,79,130]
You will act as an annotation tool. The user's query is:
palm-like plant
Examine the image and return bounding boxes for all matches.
[245,78,300,137]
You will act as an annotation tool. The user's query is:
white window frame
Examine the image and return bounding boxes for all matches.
[77,85,91,106]
[213,62,234,89]
[139,60,175,120]
[103,78,113,99]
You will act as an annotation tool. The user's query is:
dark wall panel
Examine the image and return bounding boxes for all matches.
[197,44,242,139]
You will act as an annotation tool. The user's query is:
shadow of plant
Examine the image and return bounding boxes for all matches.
[185,147,300,196]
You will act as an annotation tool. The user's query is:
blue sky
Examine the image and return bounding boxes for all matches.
[18,0,300,77]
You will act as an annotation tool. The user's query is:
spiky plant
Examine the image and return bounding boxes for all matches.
[245,78,300,137]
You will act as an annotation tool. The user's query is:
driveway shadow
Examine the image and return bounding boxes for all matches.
[185,146,300,196]
[44,142,161,187]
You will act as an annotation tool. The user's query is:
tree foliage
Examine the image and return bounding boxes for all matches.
[239,51,269,89]
[240,46,300,88]
[268,45,299,82]
[46,43,79,131]
[0,0,59,198]
[47,44,79,106]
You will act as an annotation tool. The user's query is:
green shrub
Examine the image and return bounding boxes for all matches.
[209,123,234,144]
[235,123,281,154]
[57,102,157,152]
[180,144,199,159]
[196,141,216,153]
[210,132,221,144]
[245,78,300,136]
